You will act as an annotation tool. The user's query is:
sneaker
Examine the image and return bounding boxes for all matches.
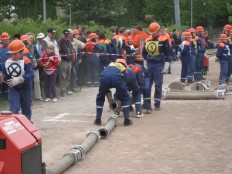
[154,103,160,111]
[52,98,57,102]
[136,112,144,118]
[114,111,120,117]
[44,98,51,102]
[145,109,152,114]
[66,91,73,95]
[124,119,133,126]
[94,118,101,126]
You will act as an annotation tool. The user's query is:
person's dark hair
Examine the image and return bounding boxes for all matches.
[13,33,21,40]
[119,27,125,33]
[173,29,176,32]
[98,31,106,40]
[109,26,116,33]
[136,26,143,31]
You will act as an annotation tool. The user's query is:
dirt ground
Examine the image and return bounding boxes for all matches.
[30,50,232,174]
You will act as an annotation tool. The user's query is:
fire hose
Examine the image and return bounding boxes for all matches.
[162,89,225,100]
[45,130,100,174]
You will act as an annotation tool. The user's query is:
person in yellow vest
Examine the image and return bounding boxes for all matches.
[94,59,132,126]
[142,22,171,113]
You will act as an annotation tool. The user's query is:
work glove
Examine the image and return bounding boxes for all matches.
[7,76,24,87]
[143,59,148,69]
[162,62,171,74]
[177,52,181,58]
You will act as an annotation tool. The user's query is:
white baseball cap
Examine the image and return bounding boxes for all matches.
[36,33,45,39]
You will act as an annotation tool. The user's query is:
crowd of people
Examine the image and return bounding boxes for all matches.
[0,22,231,125]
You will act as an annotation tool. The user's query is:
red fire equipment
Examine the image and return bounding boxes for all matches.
[0,111,43,174]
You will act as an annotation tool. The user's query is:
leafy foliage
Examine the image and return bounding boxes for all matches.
[0,0,231,27]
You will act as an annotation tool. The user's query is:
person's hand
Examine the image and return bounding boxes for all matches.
[49,56,54,61]
[7,76,24,87]
[0,72,4,83]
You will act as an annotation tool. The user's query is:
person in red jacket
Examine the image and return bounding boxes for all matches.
[40,45,59,102]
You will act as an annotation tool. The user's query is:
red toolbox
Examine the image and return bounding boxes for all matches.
[0,112,43,174]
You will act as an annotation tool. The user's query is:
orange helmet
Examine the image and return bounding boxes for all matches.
[149,22,160,34]
[8,40,25,53]
[1,32,10,39]
[196,26,204,32]
[72,29,80,35]
[187,28,196,33]
[224,24,231,30]
[20,35,30,41]
[220,34,228,40]
[116,59,127,66]
[89,33,98,39]
[127,36,133,41]
[182,32,192,38]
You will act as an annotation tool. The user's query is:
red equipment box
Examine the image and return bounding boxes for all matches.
[0,112,43,174]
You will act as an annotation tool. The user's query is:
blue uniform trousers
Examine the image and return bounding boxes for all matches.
[8,87,32,120]
[194,51,204,81]
[127,81,142,113]
[96,75,130,119]
[86,56,100,86]
[219,59,228,85]
[144,61,164,110]
[226,56,232,82]
[187,54,195,82]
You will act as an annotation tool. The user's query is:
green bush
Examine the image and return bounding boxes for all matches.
[0,18,111,39]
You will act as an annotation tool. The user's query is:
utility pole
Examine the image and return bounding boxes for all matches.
[68,4,71,27]
[174,0,181,26]
[190,0,193,27]
[43,0,46,21]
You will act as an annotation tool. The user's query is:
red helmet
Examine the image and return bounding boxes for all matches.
[8,40,25,53]
[149,22,160,34]
[220,34,228,40]
[89,33,98,39]
[196,26,204,32]
[116,59,127,66]
[224,24,231,30]
[182,32,192,38]
[72,29,80,35]
[187,28,196,33]
[20,35,30,41]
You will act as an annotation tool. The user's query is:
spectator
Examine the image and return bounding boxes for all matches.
[58,29,74,96]
[42,28,61,62]
[27,32,42,100]
[69,29,86,91]
[40,45,59,102]
[0,32,11,98]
